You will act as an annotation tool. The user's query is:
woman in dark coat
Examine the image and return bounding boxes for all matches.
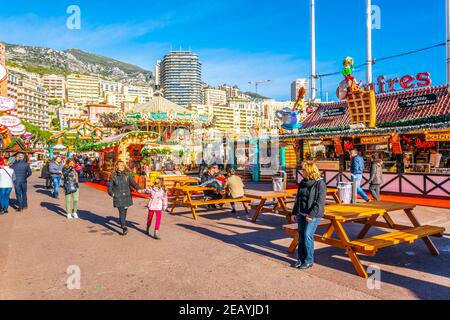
[293,161,327,270]
[107,161,141,236]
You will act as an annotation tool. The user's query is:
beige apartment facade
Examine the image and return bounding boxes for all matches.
[66,74,100,105]
[16,77,50,130]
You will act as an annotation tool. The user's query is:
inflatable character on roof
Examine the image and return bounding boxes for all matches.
[275,87,306,131]
[336,56,363,100]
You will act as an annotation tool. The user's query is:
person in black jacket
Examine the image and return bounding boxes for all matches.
[293,161,327,270]
[11,153,32,212]
[107,161,141,236]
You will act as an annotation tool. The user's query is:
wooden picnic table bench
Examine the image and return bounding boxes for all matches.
[245,188,341,223]
[282,201,445,278]
[170,185,252,220]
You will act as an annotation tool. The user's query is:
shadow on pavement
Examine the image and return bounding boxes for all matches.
[178,222,294,265]
[40,201,146,236]
[178,220,450,300]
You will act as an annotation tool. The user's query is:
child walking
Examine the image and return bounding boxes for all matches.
[139,177,168,240]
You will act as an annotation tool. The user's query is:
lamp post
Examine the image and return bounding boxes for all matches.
[310,0,317,101]
[447,0,450,90]
[366,0,373,84]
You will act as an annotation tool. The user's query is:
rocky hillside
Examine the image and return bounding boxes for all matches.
[4,42,153,85]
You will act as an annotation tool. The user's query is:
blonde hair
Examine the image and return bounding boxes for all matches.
[153,177,166,190]
[303,161,322,181]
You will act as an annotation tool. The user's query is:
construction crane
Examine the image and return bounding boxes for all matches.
[248,80,272,95]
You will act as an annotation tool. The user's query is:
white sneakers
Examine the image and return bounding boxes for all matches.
[67,212,79,219]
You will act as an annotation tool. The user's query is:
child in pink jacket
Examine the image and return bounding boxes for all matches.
[139,177,168,240]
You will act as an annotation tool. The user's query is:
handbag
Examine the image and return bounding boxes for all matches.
[64,180,78,195]
[63,169,78,195]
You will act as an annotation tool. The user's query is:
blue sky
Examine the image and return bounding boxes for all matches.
[0,0,445,100]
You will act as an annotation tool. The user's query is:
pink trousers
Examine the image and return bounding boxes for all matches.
[147,210,162,231]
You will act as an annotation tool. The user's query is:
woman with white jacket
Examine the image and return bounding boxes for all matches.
[0,159,16,214]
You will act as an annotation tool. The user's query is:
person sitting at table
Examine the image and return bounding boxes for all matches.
[224,168,245,214]
[200,165,222,208]
[293,161,327,270]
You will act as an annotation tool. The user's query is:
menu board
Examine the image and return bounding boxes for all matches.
[320,107,345,117]
[399,94,438,108]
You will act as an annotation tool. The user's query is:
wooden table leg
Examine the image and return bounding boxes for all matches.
[170,190,180,215]
[332,220,368,278]
[333,192,341,204]
[242,202,249,215]
[185,192,198,220]
[357,214,381,239]
[347,248,369,279]
[288,234,299,254]
[405,209,440,256]
[252,199,266,222]
[278,197,293,223]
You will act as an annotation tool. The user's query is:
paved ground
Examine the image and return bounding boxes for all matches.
[0,174,449,300]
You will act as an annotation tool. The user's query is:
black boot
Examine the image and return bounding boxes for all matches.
[146,226,150,236]
[122,227,129,236]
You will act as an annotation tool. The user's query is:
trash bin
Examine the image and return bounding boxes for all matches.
[273,177,284,192]
[338,182,353,204]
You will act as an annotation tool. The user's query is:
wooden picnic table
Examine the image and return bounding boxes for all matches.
[283,201,445,278]
[170,185,252,220]
[245,188,341,223]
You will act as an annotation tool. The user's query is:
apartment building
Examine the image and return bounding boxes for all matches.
[7,73,20,102]
[160,51,202,106]
[58,107,87,129]
[87,104,119,125]
[122,84,153,103]
[16,77,50,130]
[0,42,5,65]
[203,87,227,106]
[42,74,66,101]
[66,74,100,105]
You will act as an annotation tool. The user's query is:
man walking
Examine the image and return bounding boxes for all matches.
[350,149,370,202]
[11,153,32,212]
[49,156,63,199]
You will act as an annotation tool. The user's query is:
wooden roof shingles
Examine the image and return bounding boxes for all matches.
[302,85,450,130]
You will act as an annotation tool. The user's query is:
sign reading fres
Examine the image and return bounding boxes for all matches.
[398,94,438,108]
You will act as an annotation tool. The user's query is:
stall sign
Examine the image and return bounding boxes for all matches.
[399,94,438,108]
[150,112,167,120]
[0,96,16,112]
[366,72,432,94]
[320,106,345,118]
[0,63,7,82]
[425,132,450,142]
[126,113,142,120]
[360,136,389,145]
[316,161,340,171]
[0,115,21,127]
[9,124,26,136]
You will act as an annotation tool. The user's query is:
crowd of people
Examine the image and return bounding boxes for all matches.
[0,153,32,214]
[0,148,384,271]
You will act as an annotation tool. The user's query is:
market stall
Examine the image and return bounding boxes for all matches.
[291,85,450,199]
[78,131,160,183]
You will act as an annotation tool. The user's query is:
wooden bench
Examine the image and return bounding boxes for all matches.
[191,197,253,214]
[171,185,253,220]
[349,225,445,256]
